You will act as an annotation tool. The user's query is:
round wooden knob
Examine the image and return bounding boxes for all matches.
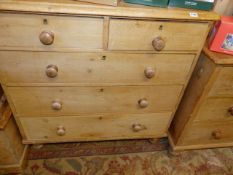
[51,100,62,110]
[228,107,233,116]
[39,31,54,45]
[132,124,146,132]
[46,65,58,78]
[144,67,155,79]
[57,126,66,136]
[138,99,148,108]
[152,36,165,51]
[212,130,222,140]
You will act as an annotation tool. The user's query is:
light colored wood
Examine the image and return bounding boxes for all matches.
[0,117,28,174]
[0,13,103,50]
[194,98,233,122]
[214,0,233,16]
[78,0,119,6]
[20,112,171,144]
[0,51,195,86]
[108,19,209,51]
[169,47,233,150]
[7,85,182,117]
[208,67,233,97]
[0,105,12,130]
[203,45,233,65]
[0,0,219,21]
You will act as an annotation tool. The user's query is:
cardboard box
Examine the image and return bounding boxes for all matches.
[124,0,168,7]
[209,16,233,55]
[169,0,215,11]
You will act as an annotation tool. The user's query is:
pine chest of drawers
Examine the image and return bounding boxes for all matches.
[169,46,233,151]
[0,0,218,144]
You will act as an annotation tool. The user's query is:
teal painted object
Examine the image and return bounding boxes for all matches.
[124,0,168,7]
[169,0,215,11]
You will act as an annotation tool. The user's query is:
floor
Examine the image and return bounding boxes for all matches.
[23,139,233,175]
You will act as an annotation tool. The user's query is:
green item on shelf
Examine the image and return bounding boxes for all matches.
[124,0,169,7]
[169,0,215,11]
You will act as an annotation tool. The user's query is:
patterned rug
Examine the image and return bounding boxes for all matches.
[23,139,233,175]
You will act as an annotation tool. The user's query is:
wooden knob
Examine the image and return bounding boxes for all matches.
[144,67,155,79]
[51,100,62,110]
[57,126,66,136]
[138,99,148,108]
[228,107,233,116]
[132,124,146,132]
[39,31,54,45]
[46,65,58,78]
[212,130,222,140]
[152,36,165,51]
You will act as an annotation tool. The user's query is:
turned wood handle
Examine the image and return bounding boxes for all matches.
[152,36,165,51]
[132,124,146,132]
[57,125,66,136]
[39,30,54,45]
[46,65,58,78]
[138,99,148,108]
[212,130,222,140]
[228,107,233,116]
[51,100,62,110]
[144,67,155,79]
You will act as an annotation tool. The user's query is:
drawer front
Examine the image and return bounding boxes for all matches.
[0,51,194,85]
[108,19,209,51]
[20,113,171,143]
[194,98,233,122]
[0,14,103,50]
[208,67,233,97]
[8,86,182,117]
[181,121,233,146]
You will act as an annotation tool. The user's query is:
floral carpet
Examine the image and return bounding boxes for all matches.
[23,139,233,175]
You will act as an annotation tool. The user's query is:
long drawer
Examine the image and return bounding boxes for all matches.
[194,98,233,122]
[208,67,233,97]
[7,86,182,117]
[20,112,172,143]
[0,13,103,50]
[0,51,194,85]
[108,19,209,51]
[180,121,233,146]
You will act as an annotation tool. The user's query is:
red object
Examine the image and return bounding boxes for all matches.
[209,16,233,55]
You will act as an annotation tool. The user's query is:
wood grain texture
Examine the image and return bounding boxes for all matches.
[7,86,182,117]
[108,19,209,51]
[20,112,171,144]
[0,0,219,21]
[0,13,103,50]
[0,51,194,86]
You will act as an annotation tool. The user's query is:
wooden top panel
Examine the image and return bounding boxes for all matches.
[0,0,219,21]
[203,46,233,65]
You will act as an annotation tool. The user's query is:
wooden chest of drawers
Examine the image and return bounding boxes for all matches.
[169,46,233,151]
[0,0,218,144]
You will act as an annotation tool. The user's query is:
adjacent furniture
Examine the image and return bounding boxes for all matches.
[169,46,233,151]
[0,0,218,144]
[0,87,28,174]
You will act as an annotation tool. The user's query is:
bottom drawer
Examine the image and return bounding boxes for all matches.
[180,121,233,146]
[19,112,171,144]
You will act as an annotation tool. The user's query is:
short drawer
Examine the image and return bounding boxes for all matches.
[19,112,171,143]
[108,19,209,51]
[194,98,233,122]
[208,67,233,97]
[180,121,233,146]
[0,13,103,50]
[7,86,182,117]
[0,51,194,85]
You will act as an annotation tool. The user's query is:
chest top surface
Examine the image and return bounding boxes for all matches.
[0,0,219,21]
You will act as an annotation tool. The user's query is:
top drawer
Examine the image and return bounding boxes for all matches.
[0,14,103,50]
[208,67,233,97]
[108,19,209,51]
